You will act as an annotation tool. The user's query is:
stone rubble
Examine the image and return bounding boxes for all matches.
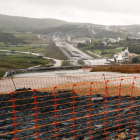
[0,88,140,140]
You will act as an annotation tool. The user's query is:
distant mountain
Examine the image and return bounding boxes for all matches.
[0,14,70,30]
[2,14,139,38]
[0,14,95,37]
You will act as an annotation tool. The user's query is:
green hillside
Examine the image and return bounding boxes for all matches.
[0,14,69,30]
[0,14,92,37]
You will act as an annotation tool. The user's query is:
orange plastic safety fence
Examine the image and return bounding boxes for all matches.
[1,75,140,140]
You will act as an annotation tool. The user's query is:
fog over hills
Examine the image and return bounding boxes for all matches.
[1,14,140,38]
[0,14,70,30]
[1,14,140,31]
[0,14,96,37]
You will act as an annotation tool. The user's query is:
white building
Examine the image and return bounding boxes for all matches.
[114,47,129,62]
[122,47,129,59]
[114,53,123,62]
[118,37,124,41]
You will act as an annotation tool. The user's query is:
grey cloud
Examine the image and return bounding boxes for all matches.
[0,0,140,25]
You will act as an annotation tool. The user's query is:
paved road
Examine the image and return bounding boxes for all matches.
[56,42,109,66]
[0,44,49,47]
[56,42,94,60]
[54,36,111,67]
[67,36,71,42]
[86,51,102,58]
[13,69,140,77]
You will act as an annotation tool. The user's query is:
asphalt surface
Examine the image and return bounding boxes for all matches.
[55,42,94,60]
[14,69,140,77]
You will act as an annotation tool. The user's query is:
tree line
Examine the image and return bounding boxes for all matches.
[0,31,25,45]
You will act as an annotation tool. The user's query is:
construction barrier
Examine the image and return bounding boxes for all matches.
[83,64,140,73]
[1,74,140,139]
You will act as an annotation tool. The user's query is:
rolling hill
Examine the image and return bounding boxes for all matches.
[109,25,140,32]
[1,14,140,38]
[0,14,69,30]
[0,14,93,37]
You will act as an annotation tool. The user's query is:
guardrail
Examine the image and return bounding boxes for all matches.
[3,66,83,78]
[4,63,140,78]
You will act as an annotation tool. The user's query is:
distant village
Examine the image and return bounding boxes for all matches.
[102,37,124,46]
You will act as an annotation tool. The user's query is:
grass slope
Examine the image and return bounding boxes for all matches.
[45,44,68,60]
[92,48,123,57]
[0,54,52,77]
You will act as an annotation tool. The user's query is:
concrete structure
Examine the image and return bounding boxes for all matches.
[114,53,122,62]
[122,47,129,59]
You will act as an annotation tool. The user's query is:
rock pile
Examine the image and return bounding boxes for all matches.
[0,88,140,140]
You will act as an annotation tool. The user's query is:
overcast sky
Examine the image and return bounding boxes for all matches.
[0,0,140,25]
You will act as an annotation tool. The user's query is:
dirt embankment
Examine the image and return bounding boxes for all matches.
[90,65,140,73]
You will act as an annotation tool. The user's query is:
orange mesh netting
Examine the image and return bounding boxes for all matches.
[0,74,140,140]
